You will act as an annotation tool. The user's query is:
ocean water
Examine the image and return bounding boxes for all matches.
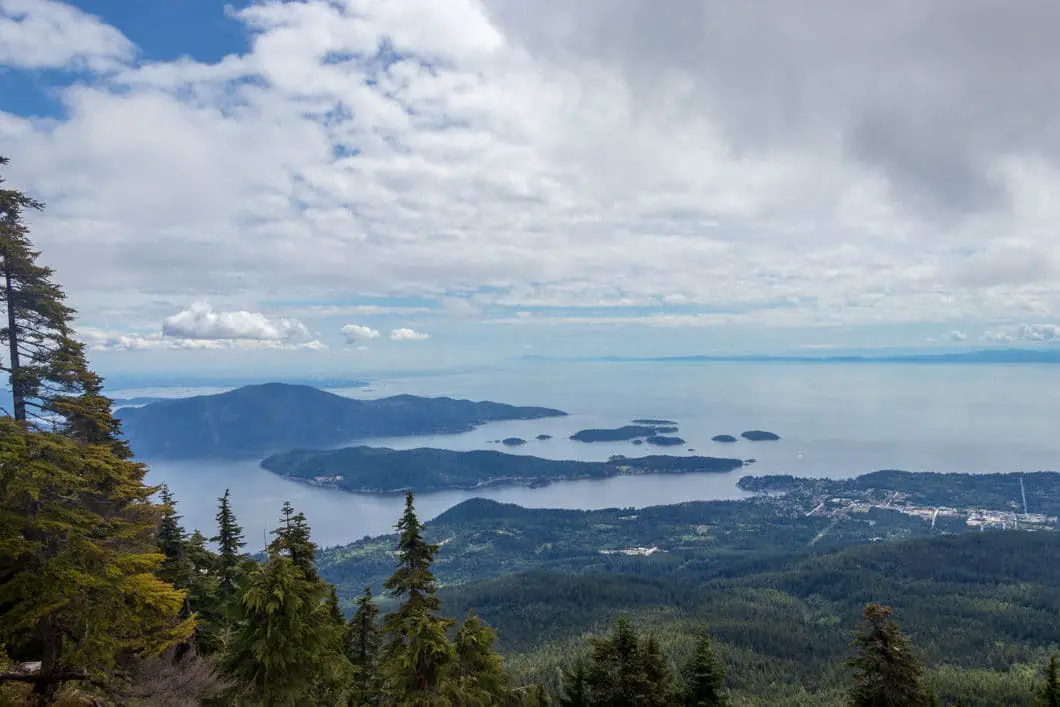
[131,361,1060,548]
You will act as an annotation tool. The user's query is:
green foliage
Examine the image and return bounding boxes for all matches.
[381,491,455,702]
[573,618,673,706]
[345,586,383,702]
[451,612,511,706]
[1037,655,1060,707]
[680,628,727,706]
[847,604,933,707]
[211,488,245,600]
[268,501,318,582]
[156,484,187,587]
[220,554,349,706]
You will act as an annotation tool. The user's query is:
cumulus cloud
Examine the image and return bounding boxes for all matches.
[341,324,381,343]
[0,0,135,70]
[390,328,430,341]
[6,0,1060,345]
[949,330,968,342]
[81,325,327,352]
[162,302,309,341]
[982,323,1060,343]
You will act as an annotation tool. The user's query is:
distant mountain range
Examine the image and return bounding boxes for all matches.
[520,348,1060,364]
[116,383,567,459]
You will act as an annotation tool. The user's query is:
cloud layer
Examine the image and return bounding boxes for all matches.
[390,328,430,342]
[4,0,1060,354]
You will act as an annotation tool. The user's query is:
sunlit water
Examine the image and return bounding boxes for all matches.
[122,361,1060,549]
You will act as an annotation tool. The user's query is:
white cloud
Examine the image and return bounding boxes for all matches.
[341,323,381,342]
[80,326,327,352]
[982,323,1060,343]
[949,330,968,342]
[5,0,1060,355]
[162,302,309,341]
[0,0,135,71]
[390,328,430,341]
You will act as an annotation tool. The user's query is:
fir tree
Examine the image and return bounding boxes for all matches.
[847,603,933,707]
[0,167,192,701]
[680,628,727,706]
[381,490,455,702]
[156,483,187,587]
[212,488,245,599]
[268,501,318,581]
[582,618,673,706]
[346,585,383,702]
[220,553,347,705]
[450,612,511,706]
[1037,655,1060,707]
[559,660,589,707]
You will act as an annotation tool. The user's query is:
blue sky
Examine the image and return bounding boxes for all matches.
[3,0,1060,378]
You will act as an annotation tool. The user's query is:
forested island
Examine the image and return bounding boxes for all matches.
[260,447,744,493]
[116,384,568,458]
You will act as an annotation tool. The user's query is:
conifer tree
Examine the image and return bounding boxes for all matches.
[157,484,187,586]
[559,660,589,707]
[582,618,672,706]
[346,585,383,702]
[381,490,455,702]
[268,501,318,581]
[450,612,511,706]
[0,161,191,701]
[680,628,727,706]
[220,554,347,705]
[212,488,245,599]
[847,603,933,707]
[1037,655,1060,707]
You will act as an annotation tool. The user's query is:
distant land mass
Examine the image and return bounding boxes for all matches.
[631,418,678,425]
[519,348,1060,365]
[105,376,371,391]
[645,435,685,446]
[741,430,781,441]
[260,446,744,493]
[117,383,568,459]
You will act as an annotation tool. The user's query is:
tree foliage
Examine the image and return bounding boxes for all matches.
[847,603,933,707]
[680,628,727,706]
[1037,655,1060,707]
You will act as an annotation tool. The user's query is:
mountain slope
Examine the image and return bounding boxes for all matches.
[117,383,567,458]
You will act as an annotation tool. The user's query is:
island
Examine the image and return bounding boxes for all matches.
[502,437,527,446]
[260,447,745,494]
[117,383,568,458]
[741,430,781,441]
[535,434,553,441]
[646,435,685,446]
[631,419,678,426]
[712,434,738,443]
[570,425,659,442]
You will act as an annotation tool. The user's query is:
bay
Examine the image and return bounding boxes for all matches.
[134,361,1060,549]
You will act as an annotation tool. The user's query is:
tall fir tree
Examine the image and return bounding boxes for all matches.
[220,554,347,706]
[212,488,245,600]
[268,501,318,581]
[450,612,511,706]
[847,603,933,707]
[559,660,589,707]
[346,585,383,702]
[680,628,727,706]
[156,483,187,587]
[0,159,191,702]
[381,490,455,703]
[580,618,673,707]
[1037,655,1060,707]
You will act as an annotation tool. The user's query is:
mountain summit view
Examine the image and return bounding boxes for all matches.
[3,2,1060,705]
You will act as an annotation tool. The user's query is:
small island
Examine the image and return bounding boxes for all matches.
[535,434,553,441]
[570,425,658,442]
[712,435,738,443]
[646,435,685,446]
[502,437,527,446]
[632,419,678,426]
[741,430,781,441]
[261,447,744,494]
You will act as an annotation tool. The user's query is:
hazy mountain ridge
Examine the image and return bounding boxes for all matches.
[117,383,568,458]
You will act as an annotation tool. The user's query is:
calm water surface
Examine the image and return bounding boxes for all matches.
[127,361,1060,548]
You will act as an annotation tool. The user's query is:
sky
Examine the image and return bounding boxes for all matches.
[3,0,1060,377]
